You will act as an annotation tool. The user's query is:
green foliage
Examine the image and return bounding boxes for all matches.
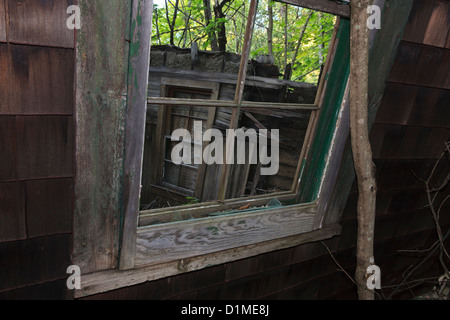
[152,0,336,84]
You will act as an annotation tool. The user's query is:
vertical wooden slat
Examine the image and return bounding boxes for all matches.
[217,0,258,200]
[119,0,154,270]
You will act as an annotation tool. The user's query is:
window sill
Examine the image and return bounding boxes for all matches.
[74,224,341,298]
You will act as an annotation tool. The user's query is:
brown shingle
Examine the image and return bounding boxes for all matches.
[16,116,74,180]
[26,178,73,238]
[8,0,75,48]
[0,116,16,182]
[0,182,26,242]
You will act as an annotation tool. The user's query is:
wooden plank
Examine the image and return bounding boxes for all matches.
[140,192,295,226]
[75,224,341,298]
[148,97,318,110]
[25,178,73,238]
[15,116,74,180]
[276,0,350,17]
[0,116,16,182]
[141,189,292,214]
[8,0,75,48]
[0,181,26,243]
[73,0,132,274]
[149,66,317,89]
[119,0,154,271]
[135,203,316,266]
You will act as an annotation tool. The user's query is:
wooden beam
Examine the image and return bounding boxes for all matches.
[139,191,293,225]
[75,224,342,298]
[135,203,317,266]
[149,66,317,90]
[73,0,132,274]
[276,0,350,18]
[119,0,154,271]
[147,97,319,110]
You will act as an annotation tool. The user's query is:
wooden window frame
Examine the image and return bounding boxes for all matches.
[126,0,348,267]
[75,0,352,297]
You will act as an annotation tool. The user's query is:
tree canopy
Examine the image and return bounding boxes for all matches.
[152,0,336,84]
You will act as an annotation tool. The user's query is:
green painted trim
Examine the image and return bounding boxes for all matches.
[298,18,350,203]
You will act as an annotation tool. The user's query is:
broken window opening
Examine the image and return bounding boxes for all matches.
[140,0,340,220]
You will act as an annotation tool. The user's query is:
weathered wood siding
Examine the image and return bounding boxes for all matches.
[0,0,75,299]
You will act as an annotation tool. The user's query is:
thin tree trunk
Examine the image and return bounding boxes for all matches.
[233,18,240,53]
[154,8,162,45]
[268,1,274,57]
[182,0,192,48]
[165,0,180,46]
[283,4,288,69]
[203,0,219,51]
[214,0,232,52]
[171,0,180,46]
[350,0,377,300]
[290,10,313,79]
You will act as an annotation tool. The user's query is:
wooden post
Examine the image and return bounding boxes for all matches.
[119,0,154,270]
[350,0,377,300]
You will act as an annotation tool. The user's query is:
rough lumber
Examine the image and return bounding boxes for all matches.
[73,0,132,274]
[120,0,154,270]
[74,224,341,298]
[277,0,350,18]
[135,203,316,266]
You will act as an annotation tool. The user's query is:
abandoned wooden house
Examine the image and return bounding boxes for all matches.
[0,0,449,302]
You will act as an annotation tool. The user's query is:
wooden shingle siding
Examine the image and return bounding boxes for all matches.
[15,116,74,180]
[26,178,73,238]
[0,116,16,181]
[0,44,74,114]
[403,0,450,49]
[0,0,75,299]
[7,0,75,48]
[0,234,72,293]
[375,84,450,128]
[0,44,9,111]
[0,181,26,242]
[389,41,450,89]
